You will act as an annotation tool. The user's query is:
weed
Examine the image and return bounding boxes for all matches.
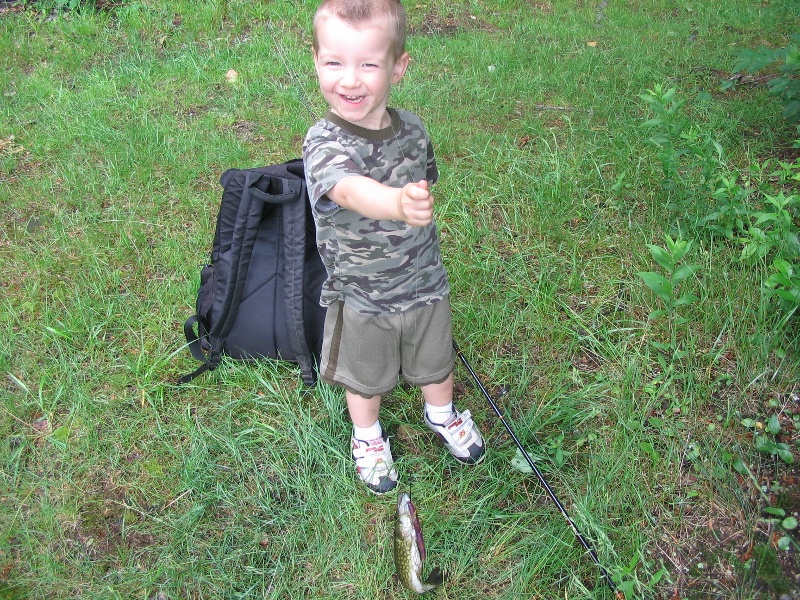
[766,258,800,316]
[639,85,725,210]
[637,233,700,360]
[641,84,800,332]
[762,506,799,551]
[741,190,800,263]
[740,416,794,464]
[729,393,799,558]
[29,0,94,12]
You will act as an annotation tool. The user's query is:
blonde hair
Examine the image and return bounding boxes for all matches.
[313,0,407,60]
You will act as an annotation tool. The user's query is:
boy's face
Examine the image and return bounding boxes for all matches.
[313,16,409,130]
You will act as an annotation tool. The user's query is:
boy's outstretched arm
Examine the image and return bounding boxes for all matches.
[329,176,434,227]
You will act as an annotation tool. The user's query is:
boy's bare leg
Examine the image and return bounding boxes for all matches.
[346,390,398,494]
[345,390,382,428]
[420,372,453,407]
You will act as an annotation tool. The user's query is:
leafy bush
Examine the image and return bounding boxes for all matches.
[640,86,800,325]
[29,0,96,11]
[724,33,800,127]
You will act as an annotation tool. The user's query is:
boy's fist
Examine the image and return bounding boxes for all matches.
[398,180,434,227]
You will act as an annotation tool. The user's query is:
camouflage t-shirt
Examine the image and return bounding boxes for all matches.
[303,108,449,315]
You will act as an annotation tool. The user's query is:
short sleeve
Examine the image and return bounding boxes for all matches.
[303,124,362,215]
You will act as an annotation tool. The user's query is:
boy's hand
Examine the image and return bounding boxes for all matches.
[398,180,434,227]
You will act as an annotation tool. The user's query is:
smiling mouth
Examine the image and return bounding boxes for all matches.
[340,94,364,104]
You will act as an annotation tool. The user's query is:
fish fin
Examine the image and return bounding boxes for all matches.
[425,566,444,587]
[410,502,426,561]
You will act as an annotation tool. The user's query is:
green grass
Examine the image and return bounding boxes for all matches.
[2,0,800,598]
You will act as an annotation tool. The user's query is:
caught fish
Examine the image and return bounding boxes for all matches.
[394,492,444,594]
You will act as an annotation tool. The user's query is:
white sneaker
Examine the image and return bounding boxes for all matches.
[425,408,486,464]
[351,434,399,495]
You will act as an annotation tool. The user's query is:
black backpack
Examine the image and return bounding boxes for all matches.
[178,159,326,386]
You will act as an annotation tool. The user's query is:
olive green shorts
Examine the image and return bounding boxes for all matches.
[319,297,454,398]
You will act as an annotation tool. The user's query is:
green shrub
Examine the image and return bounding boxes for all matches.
[29,0,97,11]
[725,33,800,127]
[641,86,800,325]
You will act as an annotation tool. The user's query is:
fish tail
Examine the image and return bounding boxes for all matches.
[425,566,444,588]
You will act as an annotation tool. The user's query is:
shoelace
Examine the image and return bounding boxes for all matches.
[443,410,474,441]
[353,439,392,474]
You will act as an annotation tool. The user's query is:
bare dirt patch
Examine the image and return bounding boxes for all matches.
[408,8,497,36]
[653,390,800,599]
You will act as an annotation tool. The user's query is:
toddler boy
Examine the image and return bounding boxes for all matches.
[303,0,485,495]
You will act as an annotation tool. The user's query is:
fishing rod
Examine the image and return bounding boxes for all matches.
[452,339,622,598]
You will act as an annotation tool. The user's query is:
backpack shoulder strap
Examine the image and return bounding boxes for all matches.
[176,315,212,384]
[279,160,318,385]
[176,168,264,385]
[209,169,267,342]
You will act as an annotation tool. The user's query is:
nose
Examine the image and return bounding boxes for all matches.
[339,66,359,88]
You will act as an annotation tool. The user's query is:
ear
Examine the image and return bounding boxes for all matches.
[391,52,410,84]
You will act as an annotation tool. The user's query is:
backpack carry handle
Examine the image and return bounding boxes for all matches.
[248,176,302,205]
[220,168,303,206]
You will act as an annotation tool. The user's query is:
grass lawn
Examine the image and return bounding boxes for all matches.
[2,0,800,598]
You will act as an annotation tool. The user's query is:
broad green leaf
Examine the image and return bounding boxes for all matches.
[770,78,791,94]
[775,289,800,302]
[637,271,672,301]
[48,425,70,448]
[647,245,675,273]
[669,242,692,264]
[755,434,773,453]
[782,516,798,530]
[733,47,780,73]
[767,272,794,288]
[673,293,699,306]
[753,211,778,226]
[784,99,800,123]
[649,135,672,146]
[767,414,781,435]
[510,447,535,474]
[777,446,794,464]
[648,567,669,586]
[673,263,698,281]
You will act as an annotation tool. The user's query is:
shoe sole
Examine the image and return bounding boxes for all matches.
[429,430,486,465]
